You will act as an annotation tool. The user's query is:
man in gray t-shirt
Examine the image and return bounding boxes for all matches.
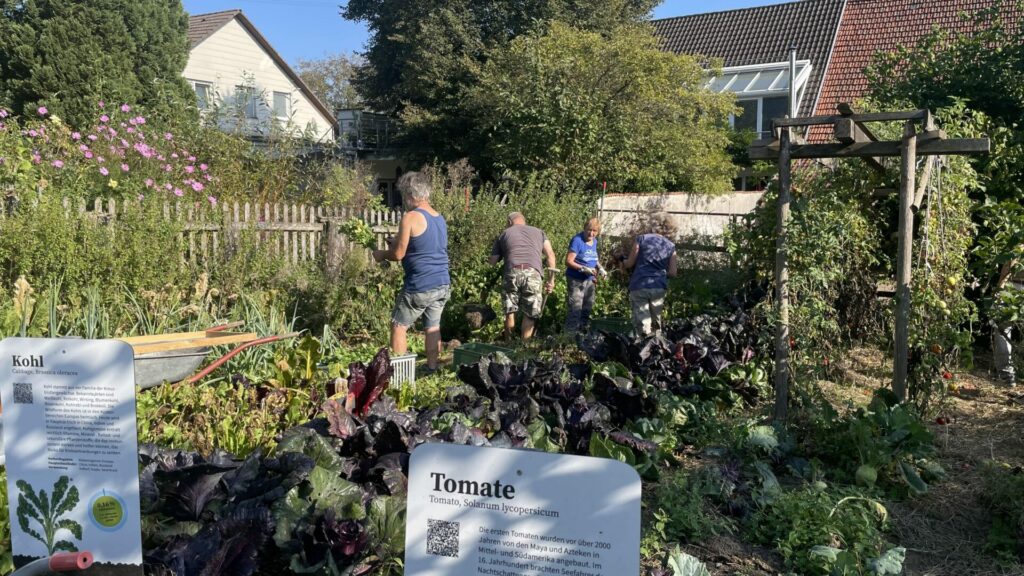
[489,212,556,340]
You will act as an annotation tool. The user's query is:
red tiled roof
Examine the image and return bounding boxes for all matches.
[815,0,1021,119]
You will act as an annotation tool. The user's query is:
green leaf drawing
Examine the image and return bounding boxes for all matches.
[15,476,83,554]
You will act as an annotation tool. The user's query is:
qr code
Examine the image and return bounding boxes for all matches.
[426,518,459,558]
[13,382,33,404]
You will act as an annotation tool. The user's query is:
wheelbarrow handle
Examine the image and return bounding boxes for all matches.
[185,332,302,384]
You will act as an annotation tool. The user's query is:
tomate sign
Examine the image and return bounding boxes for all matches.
[404,443,641,576]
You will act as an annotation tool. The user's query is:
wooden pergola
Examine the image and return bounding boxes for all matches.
[749,106,990,420]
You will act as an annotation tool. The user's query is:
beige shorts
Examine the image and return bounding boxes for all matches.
[503,268,543,318]
[630,288,667,336]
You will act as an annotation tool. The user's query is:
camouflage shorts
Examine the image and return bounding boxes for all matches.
[503,268,543,318]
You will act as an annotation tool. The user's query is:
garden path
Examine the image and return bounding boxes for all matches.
[685,347,1023,576]
[840,348,1024,576]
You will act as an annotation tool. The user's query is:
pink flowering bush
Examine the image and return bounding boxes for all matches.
[0,103,217,205]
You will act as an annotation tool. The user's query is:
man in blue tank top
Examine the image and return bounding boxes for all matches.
[373,171,450,372]
[623,215,678,337]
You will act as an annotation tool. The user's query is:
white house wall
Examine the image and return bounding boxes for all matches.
[183,19,334,142]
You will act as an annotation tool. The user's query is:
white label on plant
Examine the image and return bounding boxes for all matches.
[1,338,143,574]
[405,443,641,576]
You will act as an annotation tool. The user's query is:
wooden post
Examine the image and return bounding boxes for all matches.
[894,121,917,401]
[773,126,793,422]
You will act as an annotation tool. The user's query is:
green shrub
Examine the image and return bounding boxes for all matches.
[979,460,1024,565]
[642,468,735,557]
[725,165,885,370]
[749,485,897,575]
[0,196,187,292]
[801,390,943,497]
[0,469,11,575]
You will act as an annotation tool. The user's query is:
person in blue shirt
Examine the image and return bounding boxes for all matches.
[623,216,678,337]
[373,171,450,372]
[564,217,604,335]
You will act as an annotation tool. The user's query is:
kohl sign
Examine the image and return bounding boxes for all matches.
[1,338,143,575]
[405,443,641,576]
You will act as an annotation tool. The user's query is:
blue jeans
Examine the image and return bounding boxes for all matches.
[564,277,595,334]
[392,285,450,329]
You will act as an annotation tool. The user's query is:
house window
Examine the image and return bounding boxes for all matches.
[734,100,758,133]
[732,96,791,138]
[273,92,290,119]
[191,81,212,110]
[761,96,790,134]
[237,86,258,118]
[710,60,811,138]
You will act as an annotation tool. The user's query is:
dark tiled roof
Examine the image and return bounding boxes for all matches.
[651,0,847,117]
[816,0,1022,117]
[187,10,336,126]
[187,9,240,49]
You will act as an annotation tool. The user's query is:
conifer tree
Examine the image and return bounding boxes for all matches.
[0,0,194,127]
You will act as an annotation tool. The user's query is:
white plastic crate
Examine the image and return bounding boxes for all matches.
[391,354,417,387]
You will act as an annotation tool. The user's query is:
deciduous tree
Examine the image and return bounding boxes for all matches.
[468,23,736,192]
[341,0,658,162]
[296,52,363,112]
[866,4,1024,291]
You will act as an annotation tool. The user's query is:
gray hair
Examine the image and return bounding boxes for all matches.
[648,213,677,238]
[398,171,432,201]
[507,211,525,225]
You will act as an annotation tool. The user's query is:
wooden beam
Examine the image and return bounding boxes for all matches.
[837,102,856,116]
[773,109,929,128]
[749,137,989,160]
[774,126,793,422]
[911,156,935,213]
[893,121,916,402]
[834,118,867,143]
[834,118,886,172]
[916,129,947,144]
[126,332,259,355]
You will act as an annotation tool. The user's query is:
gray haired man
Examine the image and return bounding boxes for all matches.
[489,212,556,340]
[372,171,450,372]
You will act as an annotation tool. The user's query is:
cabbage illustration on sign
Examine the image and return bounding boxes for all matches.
[15,476,83,554]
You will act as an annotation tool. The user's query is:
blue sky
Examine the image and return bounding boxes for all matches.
[181,0,792,66]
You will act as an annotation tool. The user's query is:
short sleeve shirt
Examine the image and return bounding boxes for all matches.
[491,225,547,273]
[566,233,598,281]
[629,234,676,291]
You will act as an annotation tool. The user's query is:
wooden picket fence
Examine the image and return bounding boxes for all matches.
[49,197,403,266]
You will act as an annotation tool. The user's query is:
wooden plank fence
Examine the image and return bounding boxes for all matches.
[22,198,404,267]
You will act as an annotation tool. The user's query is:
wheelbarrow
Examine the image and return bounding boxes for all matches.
[117,321,300,389]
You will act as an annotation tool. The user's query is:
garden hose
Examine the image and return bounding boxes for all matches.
[11,552,93,576]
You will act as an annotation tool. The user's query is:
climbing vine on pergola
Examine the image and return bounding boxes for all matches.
[750,105,990,420]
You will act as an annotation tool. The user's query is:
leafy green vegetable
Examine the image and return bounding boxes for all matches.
[869,546,906,575]
[666,546,711,576]
[339,218,377,250]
